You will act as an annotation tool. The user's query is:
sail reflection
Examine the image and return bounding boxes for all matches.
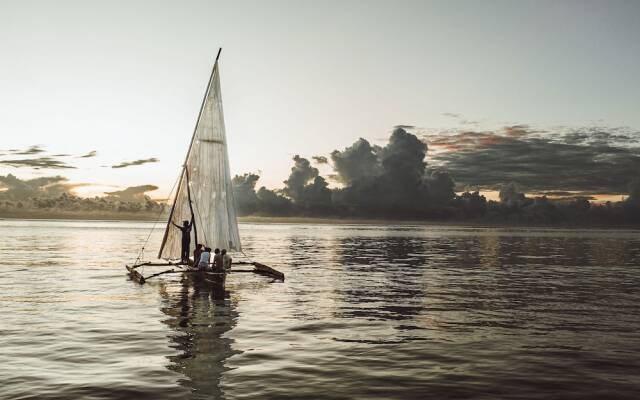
[158,276,240,399]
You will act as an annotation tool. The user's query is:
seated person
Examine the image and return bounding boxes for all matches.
[193,244,203,267]
[197,247,211,270]
[212,248,223,272]
[221,249,232,270]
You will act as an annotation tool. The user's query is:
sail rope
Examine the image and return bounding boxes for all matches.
[131,171,182,273]
[191,194,209,247]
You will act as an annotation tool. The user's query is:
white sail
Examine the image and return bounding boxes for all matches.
[159,59,241,259]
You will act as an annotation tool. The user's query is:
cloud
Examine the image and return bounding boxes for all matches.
[330,138,381,185]
[442,113,461,119]
[0,157,76,169]
[0,145,80,170]
[394,124,416,130]
[312,155,328,164]
[426,125,640,194]
[79,150,97,158]
[10,145,46,155]
[111,158,159,169]
[0,174,73,200]
[105,185,158,201]
[330,128,454,214]
[283,155,320,200]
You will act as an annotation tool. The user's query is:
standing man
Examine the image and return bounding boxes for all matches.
[172,219,193,264]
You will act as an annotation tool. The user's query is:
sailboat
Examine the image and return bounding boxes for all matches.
[126,48,284,285]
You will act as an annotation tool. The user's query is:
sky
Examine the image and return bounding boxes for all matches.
[1,0,639,200]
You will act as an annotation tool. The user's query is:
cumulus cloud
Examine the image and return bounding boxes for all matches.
[111,158,159,169]
[329,127,454,215]
[330,138,380,185]
[281,155,332,211]
[283,155,320,201]
[0,174,73,200]
[426,125,640,194]
[105,185,158,201]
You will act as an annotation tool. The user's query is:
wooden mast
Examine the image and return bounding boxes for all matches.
[158,48,222,258]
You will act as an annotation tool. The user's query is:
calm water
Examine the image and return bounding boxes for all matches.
[1,220,640,399]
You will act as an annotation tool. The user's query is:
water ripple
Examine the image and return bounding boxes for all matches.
[1,220,639,399]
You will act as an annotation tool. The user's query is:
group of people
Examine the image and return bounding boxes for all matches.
[193,244,232,272]
[173,219,232,272]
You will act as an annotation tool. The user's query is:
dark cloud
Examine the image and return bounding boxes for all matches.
[105,185,158,201]
[312,155,328,164]
[0,145,80,170]
[283,155,320,200]
[111,158,159,169]
[282,155,332,211]
[0,157,76,169]
[10,145,45,155]
[330,128,454,216]
[427,125,640,194]
[379,128,427,188]
[232,173,260,215]
[232,173,292,216]
[330,138,380,185]
[224,125,640,224]
[79,150,97,158]
[394,124,416,130]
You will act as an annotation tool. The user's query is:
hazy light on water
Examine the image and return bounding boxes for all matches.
[1,220,640,399]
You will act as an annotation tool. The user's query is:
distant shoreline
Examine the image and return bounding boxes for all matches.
[0,210,638,230]
[0,210,163,221]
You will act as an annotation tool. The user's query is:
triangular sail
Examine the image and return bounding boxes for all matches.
[159,58,241,260]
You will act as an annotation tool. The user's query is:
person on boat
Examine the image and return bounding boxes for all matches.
[193,243,203,267]
[198,247,211,270]
[221,249,232,270]
[171,219,193,263]
[212,248,223,272]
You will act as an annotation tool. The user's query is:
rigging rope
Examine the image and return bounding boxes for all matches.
[131,171,182,273]
[191,193,209,246]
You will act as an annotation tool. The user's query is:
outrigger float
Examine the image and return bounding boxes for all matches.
[125,48,284,285]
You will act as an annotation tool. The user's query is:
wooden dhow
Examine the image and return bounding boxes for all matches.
[126,48,284,285]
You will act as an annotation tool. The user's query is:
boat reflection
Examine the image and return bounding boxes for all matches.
[158,274,240,399]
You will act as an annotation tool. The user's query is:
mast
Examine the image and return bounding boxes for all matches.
[158,48,222,258]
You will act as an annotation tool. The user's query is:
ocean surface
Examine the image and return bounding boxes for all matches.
[1,219,640,399]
